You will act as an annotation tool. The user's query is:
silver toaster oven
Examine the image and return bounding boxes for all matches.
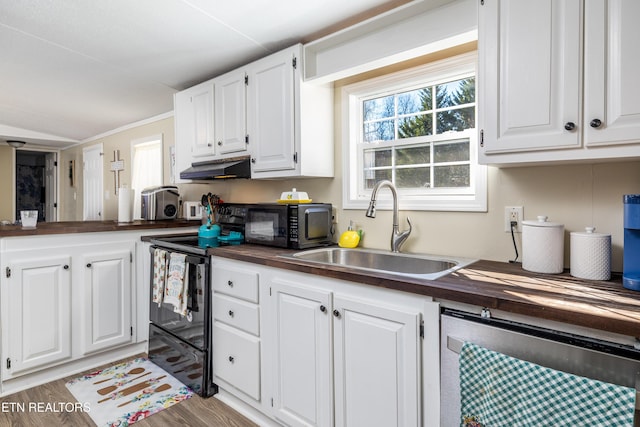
[141,186,181,220]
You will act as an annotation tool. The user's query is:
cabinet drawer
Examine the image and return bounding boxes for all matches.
[212,321,260,400]
[213,293,260,336]
[213,267,259,302]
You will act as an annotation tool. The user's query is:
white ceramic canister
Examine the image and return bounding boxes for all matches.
[570,227,611,280]
[522,216,565,274]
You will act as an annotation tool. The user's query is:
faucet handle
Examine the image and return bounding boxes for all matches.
[405,216,412,233]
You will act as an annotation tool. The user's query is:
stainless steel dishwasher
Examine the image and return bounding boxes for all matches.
[441,308,640,426]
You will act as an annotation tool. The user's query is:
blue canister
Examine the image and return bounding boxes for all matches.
[198,223,221,248]
[623,195,640,290]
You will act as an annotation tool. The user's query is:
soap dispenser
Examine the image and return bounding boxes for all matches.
[339,221,362,248]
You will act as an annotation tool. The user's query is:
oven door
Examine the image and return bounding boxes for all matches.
[148,323,216,397]
[245,204,288,247]
[149,247,210,351]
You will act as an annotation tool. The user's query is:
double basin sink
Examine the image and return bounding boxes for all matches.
[280,247,476,280]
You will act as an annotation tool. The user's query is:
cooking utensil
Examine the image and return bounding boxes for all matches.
[93,366,145,385]
[97,375,166,403]
[97,371,150,395]
[166,355,181,363]
[117,383,172,408]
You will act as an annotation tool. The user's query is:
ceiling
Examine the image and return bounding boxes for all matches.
[0,0,410,149]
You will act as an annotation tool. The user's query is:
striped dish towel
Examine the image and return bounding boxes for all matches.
[459,341,636,427]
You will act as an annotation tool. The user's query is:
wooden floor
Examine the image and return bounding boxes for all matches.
[0,355,258,427]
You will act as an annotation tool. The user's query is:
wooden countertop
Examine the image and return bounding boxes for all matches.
[207,244,640,338]
[0,219,200,237]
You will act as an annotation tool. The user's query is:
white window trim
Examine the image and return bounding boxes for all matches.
[341,51,487,212]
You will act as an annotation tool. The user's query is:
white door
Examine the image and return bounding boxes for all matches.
[82,248,132,354]
[333,296,421,427]
[215,70,248,155]
[83,144,103,220]
[2,255,72,377]
[479,0,582,153]
[248,47,296,173]
[44,152,57,222]
[270,279,333,427]
[584,0,640,146]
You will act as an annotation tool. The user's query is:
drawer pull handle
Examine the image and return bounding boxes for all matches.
[228,310,234,317]
[86,263,92,268]
[333,309,341,318]
[63,265,69,270]
[320,305,327,313]
[227,280,233,287]
[564,121,575,131]
[590,118,602,128]
[228,356,234,363]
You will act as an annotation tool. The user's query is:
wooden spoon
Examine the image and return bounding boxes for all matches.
[117,383,172,407]
[166,355,181,363]
[93,367,145,385]
[97,371,150,395]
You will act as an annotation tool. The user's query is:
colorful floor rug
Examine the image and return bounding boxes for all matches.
[66,357,193,427]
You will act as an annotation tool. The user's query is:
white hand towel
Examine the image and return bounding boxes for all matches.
[152,249,168,306]
[164,253,187,311]
[173,263,190,317]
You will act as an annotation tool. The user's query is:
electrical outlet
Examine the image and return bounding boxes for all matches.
[504,206,524,232]
[332,207,338,224]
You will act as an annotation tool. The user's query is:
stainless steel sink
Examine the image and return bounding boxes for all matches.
[280,247,476,280]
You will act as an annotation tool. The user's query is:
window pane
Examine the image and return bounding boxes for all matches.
[364,148,392,167]
[397,88,430,114]
[364,120,394,142]
[364,169,392,189]
[398,114,432,138]
[364,96,394,121]
[436,77,475,108]
[434,141,469,163]
[397,167,430,188]
[397,145,430,165]
[436,107,475,133]
[434,165,470,187]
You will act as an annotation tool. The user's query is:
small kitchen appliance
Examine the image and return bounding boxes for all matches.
[141,186,180,220]
[245,203,333,249]
[623,194,640,290]
[184,201,203,220]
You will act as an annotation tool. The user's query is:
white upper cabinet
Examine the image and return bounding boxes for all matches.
[479,0,640,165]
[583,0,640,147]
[214,69,249,156]
[248,44,334,179]
[173,80,215,183]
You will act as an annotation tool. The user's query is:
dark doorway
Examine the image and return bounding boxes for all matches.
[15,151,57,222]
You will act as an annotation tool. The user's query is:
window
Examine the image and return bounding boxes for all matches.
[342,52,486,212]
[131,135,163,219]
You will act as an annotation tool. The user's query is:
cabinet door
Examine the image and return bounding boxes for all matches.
[248,47,297,173]
[479,0,582,154]
[270,279,333,427]
[214,70,248,155]
[584,0,640,146]
[2,256,72,377]
[333,296,420,427]
[190,82,215,158]
[82,250,132,354]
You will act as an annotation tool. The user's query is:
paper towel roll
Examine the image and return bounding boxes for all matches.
[118,187,133,223]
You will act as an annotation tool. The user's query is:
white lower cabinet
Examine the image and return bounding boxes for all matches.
[0,234,137,387]
[333,295,420,427]
[81,246,133,354]
[2,255,73,376]
[211,257,437,427]
[211,258,263,406]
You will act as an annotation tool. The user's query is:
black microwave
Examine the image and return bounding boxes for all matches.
[245,203,333,249]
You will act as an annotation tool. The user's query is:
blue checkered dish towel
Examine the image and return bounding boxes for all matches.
[459,341,636,427]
